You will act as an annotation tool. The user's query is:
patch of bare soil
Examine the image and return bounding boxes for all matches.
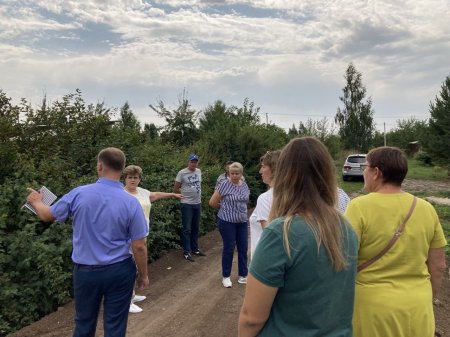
[348,178,450,200]
[402,178,450,194]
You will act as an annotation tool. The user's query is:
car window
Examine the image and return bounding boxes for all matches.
[347,156,366,163]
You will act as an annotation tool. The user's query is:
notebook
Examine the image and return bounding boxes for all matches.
[23,186,58,215]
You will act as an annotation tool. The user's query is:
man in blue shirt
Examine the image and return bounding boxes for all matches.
[26,147,149,337]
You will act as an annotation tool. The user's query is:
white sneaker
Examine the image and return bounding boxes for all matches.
[222,277,232,288]
[129,303,143,313]
[238,276,247,284]
[132,295,146,303]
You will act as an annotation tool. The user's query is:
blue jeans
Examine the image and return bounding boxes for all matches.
[72,257,136,337]
[180,203,201,254]
[218,218,248,278]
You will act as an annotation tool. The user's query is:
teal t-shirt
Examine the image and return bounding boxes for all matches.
[250,215,358,337]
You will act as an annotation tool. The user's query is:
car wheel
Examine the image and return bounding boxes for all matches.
[342,175,349,181]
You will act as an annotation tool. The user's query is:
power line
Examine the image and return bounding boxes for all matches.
[256,112,430,119]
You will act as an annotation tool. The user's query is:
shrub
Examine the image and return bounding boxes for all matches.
[415,151,433,166]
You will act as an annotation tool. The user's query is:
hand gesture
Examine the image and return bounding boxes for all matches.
[26,188,43,205]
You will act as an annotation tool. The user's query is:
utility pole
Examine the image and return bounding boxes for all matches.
[265,113,268,125]
[384,122,386,146]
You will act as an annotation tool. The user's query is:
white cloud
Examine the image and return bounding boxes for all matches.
[0,0,449,132]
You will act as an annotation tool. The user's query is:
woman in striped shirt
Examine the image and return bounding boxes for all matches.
[209,162,250,288]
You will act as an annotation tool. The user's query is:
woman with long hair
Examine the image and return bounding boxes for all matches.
[238,137,358,337]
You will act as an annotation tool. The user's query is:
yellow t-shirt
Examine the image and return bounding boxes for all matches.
[345,192,447,337]
[346,192,446,283]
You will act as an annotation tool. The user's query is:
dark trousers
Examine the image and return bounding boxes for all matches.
[218,218,248,278]
[181,203,201,254]
[72,257,136,337]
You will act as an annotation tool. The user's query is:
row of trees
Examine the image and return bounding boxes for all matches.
[1,66,448,334]
[145,64,449,170]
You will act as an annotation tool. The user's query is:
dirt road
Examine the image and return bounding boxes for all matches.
[10,228,450,337]
[10,229,246,337]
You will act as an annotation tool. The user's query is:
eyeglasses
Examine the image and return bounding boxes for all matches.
[360,163,372,171]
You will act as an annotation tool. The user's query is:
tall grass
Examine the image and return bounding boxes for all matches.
[407,159,449,180]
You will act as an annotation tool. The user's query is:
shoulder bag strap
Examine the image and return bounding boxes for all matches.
[357,196,417,273]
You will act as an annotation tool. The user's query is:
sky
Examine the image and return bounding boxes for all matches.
[1,0,449,132]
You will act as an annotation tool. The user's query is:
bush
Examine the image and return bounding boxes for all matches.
[0,222,73,335]
[415,151,433,166]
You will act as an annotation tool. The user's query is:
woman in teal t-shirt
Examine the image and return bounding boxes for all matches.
[238,137,358,337]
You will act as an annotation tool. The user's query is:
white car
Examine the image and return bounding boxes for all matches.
[342,154,366,181]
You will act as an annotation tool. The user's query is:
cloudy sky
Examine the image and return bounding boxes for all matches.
[1,0,449,132]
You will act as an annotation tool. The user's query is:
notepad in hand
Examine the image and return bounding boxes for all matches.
[23,186,57,215]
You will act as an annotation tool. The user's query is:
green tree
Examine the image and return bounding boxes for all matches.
[197,99,281,164]
[149,89,198,147]
[0,90,22,183]
[232,97,261,126]
[287,123,299,138]
[108,102,144,160]
[197,99,287,203]
[424,76,450,174]
[143,123,160,141]
[385,117,428,150]
[119,101,141,130]
[287,118,341,158]
[18,90,114,178]
[335,63,375,152]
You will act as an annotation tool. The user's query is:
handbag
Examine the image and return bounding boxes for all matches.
[357,196,417,272]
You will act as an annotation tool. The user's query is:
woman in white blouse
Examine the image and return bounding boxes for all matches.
[123,165,183,313]
[249,150,281,259]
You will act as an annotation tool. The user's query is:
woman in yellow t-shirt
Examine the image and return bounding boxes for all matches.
[345,147,447,337]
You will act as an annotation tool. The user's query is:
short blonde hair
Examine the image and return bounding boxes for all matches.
[229,162,243,173]
[123,165,143,179]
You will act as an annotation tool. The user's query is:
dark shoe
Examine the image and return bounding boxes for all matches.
[192,250,206,257]
[183,253,195,262]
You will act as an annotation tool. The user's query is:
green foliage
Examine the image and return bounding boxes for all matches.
[371,130,386,147]
[197,99,288,203]
[0,222,73,335]
[289,118,341,159]
[385,117,428,150]
[429,205,450,256]
[407,158,448,180]
[433,204,450,222]
[335,63,375,152]
[149,89,199,147]
[0,90,22,184]
[415,151,433,166]
[143,123,160,141]
[423,76,450,175]
[0,89,209,334]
